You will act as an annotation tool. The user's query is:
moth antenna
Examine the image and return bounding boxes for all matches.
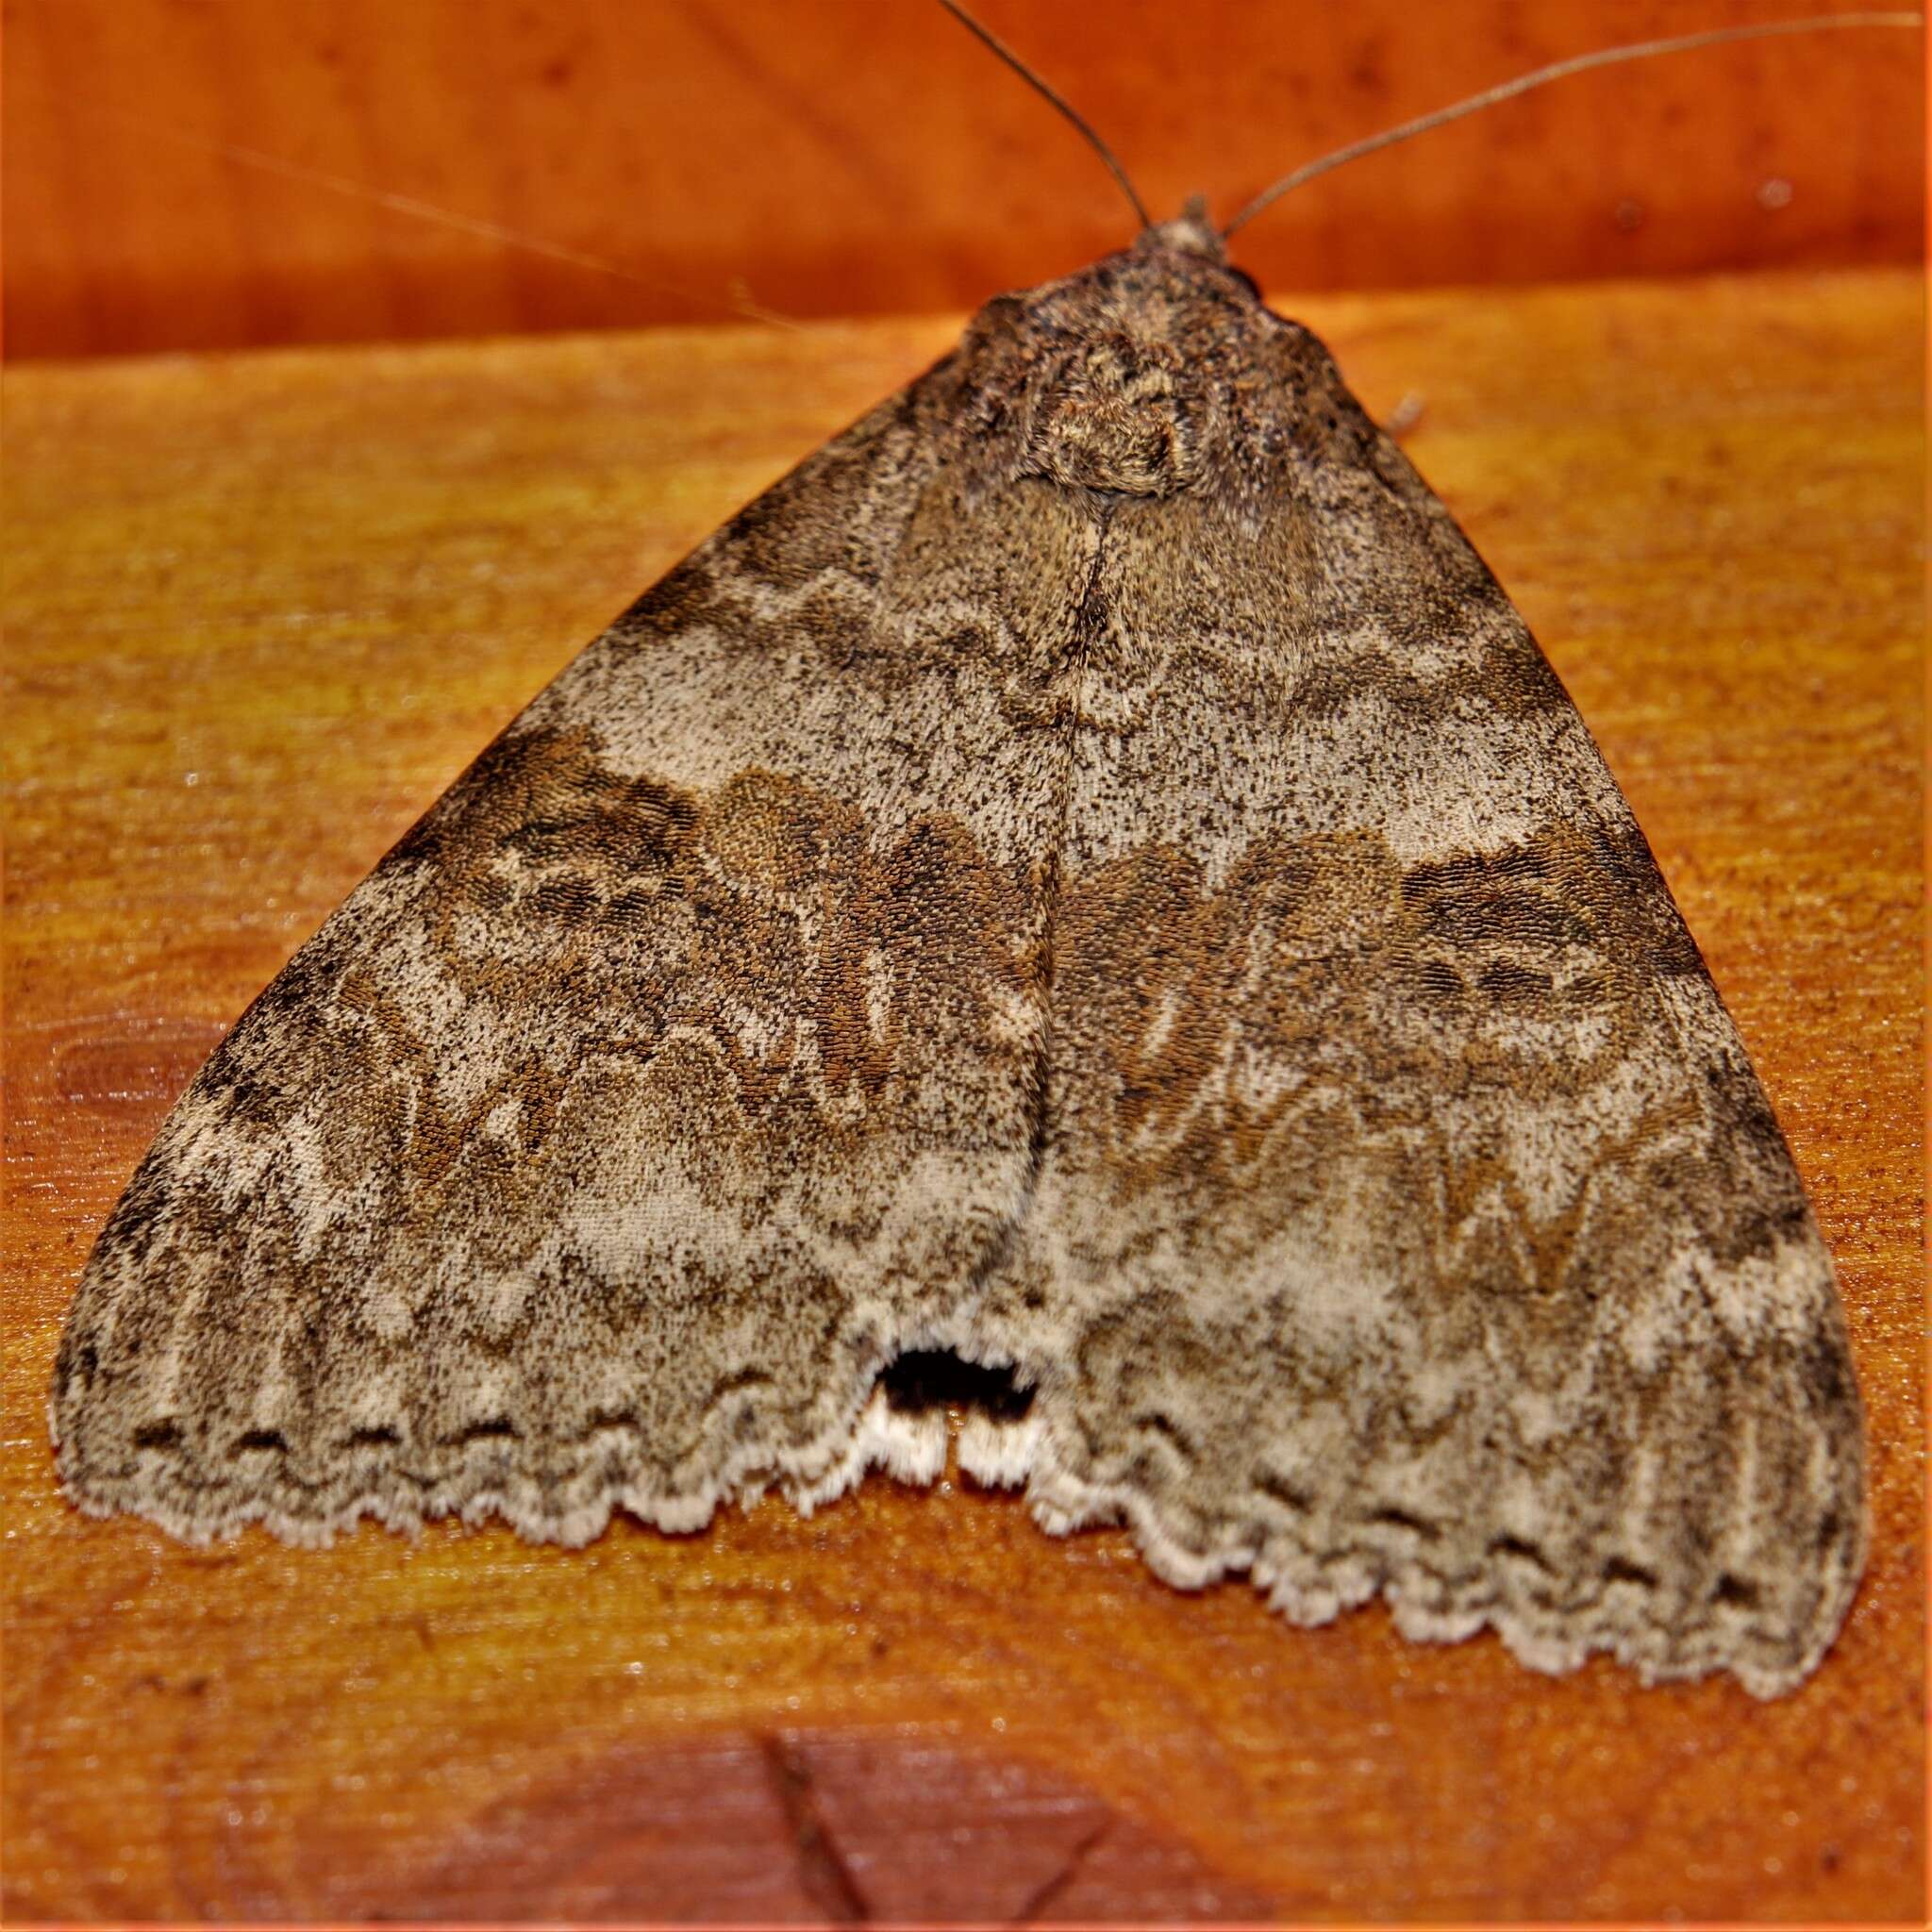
[936,0,1153,232]
[1221,10,1924,240]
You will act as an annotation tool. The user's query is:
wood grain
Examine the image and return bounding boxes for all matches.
[3,267,1923,1923]
[4,0,1923,360]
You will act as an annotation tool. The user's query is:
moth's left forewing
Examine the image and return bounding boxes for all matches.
[50,358,1087,1546]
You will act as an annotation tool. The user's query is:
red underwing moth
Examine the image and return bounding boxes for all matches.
[52,7,1914,1699]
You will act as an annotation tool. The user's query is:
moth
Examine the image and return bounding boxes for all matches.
[53,8,1894,1701]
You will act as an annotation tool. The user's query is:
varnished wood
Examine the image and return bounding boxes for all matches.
[2,267,1922,1922]
[3,0,1923,359]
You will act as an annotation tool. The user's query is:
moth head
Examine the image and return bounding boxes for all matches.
[953,222,1285,503]
[1136,194,1225,267]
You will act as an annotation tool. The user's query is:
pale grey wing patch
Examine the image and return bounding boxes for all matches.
[51,377,1106,1548]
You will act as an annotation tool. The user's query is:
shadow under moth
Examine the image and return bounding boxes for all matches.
[54,7,1905,1701]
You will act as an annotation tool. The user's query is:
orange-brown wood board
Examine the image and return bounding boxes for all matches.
[3,265,1924,1923]
[4,0,1924,359]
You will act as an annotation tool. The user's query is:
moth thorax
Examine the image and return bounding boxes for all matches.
[1027,338,1198,496]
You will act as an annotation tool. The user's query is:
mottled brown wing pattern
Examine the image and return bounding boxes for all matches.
[54,219,1862,1695]
[53,370,1105,1543]
[965,297,1860,1696]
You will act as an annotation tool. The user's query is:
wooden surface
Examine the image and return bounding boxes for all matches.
[5,0,1924,359]
[3,266,1924,1923]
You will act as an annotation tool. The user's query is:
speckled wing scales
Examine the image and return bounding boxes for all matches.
[948,233,1863,1699]
[52,359,1100,1545]
[53,219,1863,1697]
